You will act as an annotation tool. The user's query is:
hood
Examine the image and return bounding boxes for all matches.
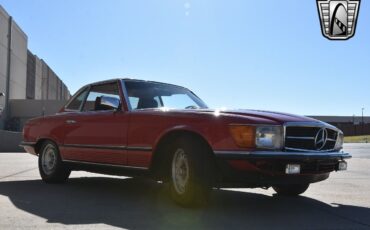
[167,108,318,124]
[146,108,320,124]
[217,109,317,124]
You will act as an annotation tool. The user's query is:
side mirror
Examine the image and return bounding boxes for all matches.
[98,96,121,111]
[0,92,4,97]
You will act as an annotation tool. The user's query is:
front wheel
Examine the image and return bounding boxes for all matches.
[38,140,71,183]
[169,137,214,207]
[272,184,309,196]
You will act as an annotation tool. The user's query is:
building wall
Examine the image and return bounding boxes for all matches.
[0,6,28,101]
[8,99,67,131]
[9,19,28,100]
[0,6,10,112]
[1,5,71,103]
[34,55,42,99]
[26,50,36,99]
[41,60,49,100]
[47,69,57,100]
[0,130,23,152]
[1,5,70,131]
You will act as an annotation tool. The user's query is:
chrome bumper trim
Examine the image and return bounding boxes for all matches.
[61,144,152,151]
[19,141,36,147]
[214,150,352,159]
[63,159,148,170]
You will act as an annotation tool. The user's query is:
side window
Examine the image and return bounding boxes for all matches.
[82,83,121,111]
[153,96,162,107]
[161,94,198,109]
[129,97,139,110]
[66,87,89,111]
[130,96,162,110]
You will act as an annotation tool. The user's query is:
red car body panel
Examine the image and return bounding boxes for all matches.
[23,109,274,166]
[22,107,319,168]
[22,79,351,186]
[60,111,128,165]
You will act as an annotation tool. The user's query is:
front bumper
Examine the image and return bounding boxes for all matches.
[19,141,37,155]
[214,150,351,187]
[214,150,351,160]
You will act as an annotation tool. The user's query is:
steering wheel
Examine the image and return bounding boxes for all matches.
[185,105,199,109]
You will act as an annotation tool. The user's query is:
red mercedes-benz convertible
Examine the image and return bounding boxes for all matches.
[21,79,351,206]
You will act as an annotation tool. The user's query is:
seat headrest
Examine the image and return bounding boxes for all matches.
[137,98,158,109]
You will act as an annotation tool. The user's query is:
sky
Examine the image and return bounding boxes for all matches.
[1,0,369,116]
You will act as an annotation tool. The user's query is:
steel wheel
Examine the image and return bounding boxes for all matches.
[38,140,71,183]
[167,136,214,207]
[41,144,57,175]
[171,148,190,195]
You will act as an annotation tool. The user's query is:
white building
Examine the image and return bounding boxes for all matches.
[0,5,70,129]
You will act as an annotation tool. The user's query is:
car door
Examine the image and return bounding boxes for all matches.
[60,81,128,165]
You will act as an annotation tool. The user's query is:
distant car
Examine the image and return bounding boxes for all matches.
[21,79,351,206]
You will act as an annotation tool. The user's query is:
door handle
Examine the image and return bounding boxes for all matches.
[65,119,77,124]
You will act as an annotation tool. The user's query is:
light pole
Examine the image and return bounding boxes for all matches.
[362,108,365,135]
[0,92,4,128]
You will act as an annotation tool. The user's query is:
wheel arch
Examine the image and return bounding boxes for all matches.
[150,127,215,179]
[34,137,59,155]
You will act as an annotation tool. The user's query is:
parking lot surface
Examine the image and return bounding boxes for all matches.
[0,144,369,229]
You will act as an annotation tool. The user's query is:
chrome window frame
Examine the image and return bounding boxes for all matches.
[64,86,90,112]
[121,79,208,112]
[64,79,123,113]
[81,81,122,113]
[120,80,132,111]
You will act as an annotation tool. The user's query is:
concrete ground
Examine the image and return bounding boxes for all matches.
[0,144,369,230]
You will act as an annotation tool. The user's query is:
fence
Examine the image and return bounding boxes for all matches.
[333,123,370,136]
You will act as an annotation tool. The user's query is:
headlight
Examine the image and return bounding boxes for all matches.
[256,126,283,149]
[229,125,256,148]
[335,132,344,150]
[229,125,283,149]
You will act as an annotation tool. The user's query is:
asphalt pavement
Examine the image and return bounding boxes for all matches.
[0,144,369,229]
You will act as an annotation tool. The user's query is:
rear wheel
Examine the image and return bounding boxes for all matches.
[272,184,309,196]
[38,140,71,183]
[168,137,214,207]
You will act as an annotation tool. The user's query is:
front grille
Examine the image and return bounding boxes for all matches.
[285,125,338,152]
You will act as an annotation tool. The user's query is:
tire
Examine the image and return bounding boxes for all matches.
[168,136,214,207]
[272,184,309,196]
[38,140,71,183]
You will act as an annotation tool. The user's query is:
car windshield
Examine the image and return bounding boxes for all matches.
[123,80,208,110]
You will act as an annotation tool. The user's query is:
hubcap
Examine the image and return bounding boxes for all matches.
[41,144,57,175]
[171,148,189,195]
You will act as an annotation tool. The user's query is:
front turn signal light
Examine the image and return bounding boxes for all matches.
[229,125,256,148]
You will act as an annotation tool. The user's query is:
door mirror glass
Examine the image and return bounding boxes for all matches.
[98,96,120,111]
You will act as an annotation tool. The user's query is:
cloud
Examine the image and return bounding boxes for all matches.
[184,2,191,16]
